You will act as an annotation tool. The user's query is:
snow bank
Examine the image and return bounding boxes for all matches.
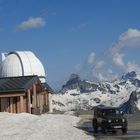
[137,100,140,110]
[0,113,94,140]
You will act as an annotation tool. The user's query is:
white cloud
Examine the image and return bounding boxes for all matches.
[87,52,95,64]
[77,23,88,30]
[107,28,140,72]
[92,69,118,81]
[108,69,113,74]
[94,60,105,69]
[17,17,46,31]
[108,28,140,55]
[75,28,140,82]
[97,73,106,81]
[70,22,89,32]
[126,61,140,73]
[112,53,125,69]
[119,28,140,41]
[74,28,140,82]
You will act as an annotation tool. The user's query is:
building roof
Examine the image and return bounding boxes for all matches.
[93,105,118,110]
[0,75,40,93]
[42,83,55,94]
[0,51,46,83]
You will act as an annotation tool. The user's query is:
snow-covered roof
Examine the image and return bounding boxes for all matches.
[0,51,46,83]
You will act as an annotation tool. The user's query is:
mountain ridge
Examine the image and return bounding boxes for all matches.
[52,71,140,113]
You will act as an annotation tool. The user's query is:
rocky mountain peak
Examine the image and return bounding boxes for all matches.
[69,74,80,80]
[61,74,82,92]
[122,71,137,80]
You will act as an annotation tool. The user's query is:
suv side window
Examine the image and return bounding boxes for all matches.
[98,109,103,117]
[94,108,102,117]
[94,108,98,117]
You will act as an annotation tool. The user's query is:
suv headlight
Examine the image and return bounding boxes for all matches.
[108,119,111,123]
[122,118,125,122]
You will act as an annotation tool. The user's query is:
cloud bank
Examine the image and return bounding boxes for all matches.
[108,28,140,73]
[75,28,140,82]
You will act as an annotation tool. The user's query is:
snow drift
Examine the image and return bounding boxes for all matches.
[0,112,94,140]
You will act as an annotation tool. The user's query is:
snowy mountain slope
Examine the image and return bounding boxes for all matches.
[52,72,140,113]
[0,113,94,140]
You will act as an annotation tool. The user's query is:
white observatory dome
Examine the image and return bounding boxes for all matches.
[0,51,46,83]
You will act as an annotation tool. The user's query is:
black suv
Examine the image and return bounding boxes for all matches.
[92,105,127,133]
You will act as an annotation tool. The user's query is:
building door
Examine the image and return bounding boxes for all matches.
[0,98,10,112]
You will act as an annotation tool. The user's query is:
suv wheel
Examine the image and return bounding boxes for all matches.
[101,121,107,133]
[122,127,127,134]
[101,127,106,133]
[94,126,98,133]
[92,118,98,133]
[112,130,116,134]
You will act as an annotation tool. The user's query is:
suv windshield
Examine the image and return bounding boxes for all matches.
[103,109,121,116]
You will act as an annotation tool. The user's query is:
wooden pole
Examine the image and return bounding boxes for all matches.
[27,89,31,113]
[45,92,48,105]
[49,93,53,113]
[33,84,37,108]
[20,96,23,113]
[10,97,13,113]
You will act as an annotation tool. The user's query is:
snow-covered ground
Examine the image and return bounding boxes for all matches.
[137,100,140,109]
[0,112,94,140]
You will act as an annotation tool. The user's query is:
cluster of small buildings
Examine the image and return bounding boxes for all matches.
[0,51,53,114]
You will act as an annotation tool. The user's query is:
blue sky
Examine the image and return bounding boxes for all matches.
[1,0,140,89]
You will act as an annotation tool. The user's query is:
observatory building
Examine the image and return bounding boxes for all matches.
[0,51,53,114]
[0,51,46,83]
